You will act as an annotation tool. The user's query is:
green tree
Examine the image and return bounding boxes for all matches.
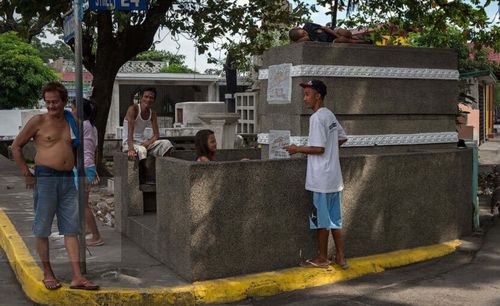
[315,0,365,28]
[159,63,197,73]
[0,32,57,109]
[2,0,311,171]
[32,37,73,62]
[408,25,500,73]
[341,0,499,51]
[0,1,68,42]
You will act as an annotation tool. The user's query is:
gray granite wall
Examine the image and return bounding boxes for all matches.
[258,43,458,136]
[171,148,261,161]
[153,148,472,281]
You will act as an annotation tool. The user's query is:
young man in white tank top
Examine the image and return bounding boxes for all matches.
[122,87,173,182]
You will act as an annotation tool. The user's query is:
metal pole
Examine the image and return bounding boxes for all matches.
[472,141,480,231]
[73,0,86,274]
[224,52,237,113]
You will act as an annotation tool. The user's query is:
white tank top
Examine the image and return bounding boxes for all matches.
[122,103,152,145]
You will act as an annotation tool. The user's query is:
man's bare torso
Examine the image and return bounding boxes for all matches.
[33,113,74,171]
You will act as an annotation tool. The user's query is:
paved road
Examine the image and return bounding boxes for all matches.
[229,216,500,306]
[0,155,38,306]
[0,249,38,306]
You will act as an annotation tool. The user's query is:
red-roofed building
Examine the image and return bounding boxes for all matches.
[488,51,500,64]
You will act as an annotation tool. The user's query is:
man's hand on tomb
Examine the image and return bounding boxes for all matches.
[127,149,137,159]
[284,144,299,155]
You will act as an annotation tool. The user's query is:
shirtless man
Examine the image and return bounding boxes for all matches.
[11,82,98,291]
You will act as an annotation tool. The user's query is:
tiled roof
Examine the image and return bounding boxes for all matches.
[118,61,165,73]
[50,59,167,73]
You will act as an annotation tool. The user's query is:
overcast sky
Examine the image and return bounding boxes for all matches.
[43,0,499,73]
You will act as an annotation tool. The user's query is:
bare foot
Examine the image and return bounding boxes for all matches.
[42,278,61,290]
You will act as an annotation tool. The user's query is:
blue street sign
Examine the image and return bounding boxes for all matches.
[89,0,148,11]
[63,13,75,43]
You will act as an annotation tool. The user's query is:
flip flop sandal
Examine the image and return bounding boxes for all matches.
[335,260,350,270]
[42,279,62,290]
[331,256,350,270]
[70,280,99,290]
[300,259,330,268]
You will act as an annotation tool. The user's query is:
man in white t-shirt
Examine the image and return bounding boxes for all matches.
[285,79,349,269]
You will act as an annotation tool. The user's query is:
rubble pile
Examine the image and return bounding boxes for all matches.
[88,185,115,227]
[478,172,496,196]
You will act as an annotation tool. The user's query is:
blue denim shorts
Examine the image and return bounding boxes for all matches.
[309,191,342,230]
[32,166,80,237]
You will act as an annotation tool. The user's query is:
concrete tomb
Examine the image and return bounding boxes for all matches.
[114,43,472,281]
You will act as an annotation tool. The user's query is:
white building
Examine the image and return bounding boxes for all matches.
[106,72,220,138]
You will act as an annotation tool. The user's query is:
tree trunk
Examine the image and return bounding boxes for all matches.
[81,2,175,178]
[90,63,120,178]
[331,0,339,29]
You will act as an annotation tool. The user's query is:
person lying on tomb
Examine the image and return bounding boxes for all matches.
[289,22,370,44]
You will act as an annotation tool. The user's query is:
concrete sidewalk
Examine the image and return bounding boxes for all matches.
[0,155,187,289]
[0,147,488,305]
[478,137,500,166]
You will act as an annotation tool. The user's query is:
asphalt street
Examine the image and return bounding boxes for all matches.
[228,218,499,306]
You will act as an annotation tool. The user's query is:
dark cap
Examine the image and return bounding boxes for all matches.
[299,79,327,98]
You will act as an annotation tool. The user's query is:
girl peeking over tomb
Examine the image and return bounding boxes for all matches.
[195,129,217,162]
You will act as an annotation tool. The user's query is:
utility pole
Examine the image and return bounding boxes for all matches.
[73,0,86,274]
[224,51,237,113]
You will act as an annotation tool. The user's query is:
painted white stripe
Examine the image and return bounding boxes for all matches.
[258,65,459,80]
[258,132,458,147]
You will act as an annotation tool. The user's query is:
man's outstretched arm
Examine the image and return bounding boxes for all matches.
[285,145,325,155]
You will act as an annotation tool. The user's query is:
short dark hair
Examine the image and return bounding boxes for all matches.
[195,129,215,160]
[289,27,304,42]
[141,87,157,99]
[42,81,68,103]
[83,98,97,126]
[299,79,327,99]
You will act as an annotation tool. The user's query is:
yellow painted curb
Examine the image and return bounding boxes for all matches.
[0,208,461,305]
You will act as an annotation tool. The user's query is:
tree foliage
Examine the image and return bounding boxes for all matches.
[32,37,73,62]
[133,49,186,65]
[0,1,69,42]
[159,63,197,73]
[342,0,499,51]
[134,49,197,73]
[314,0,364,28]
[0,0,312,171]
[409,25,500,73]
[0,32,57,109]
